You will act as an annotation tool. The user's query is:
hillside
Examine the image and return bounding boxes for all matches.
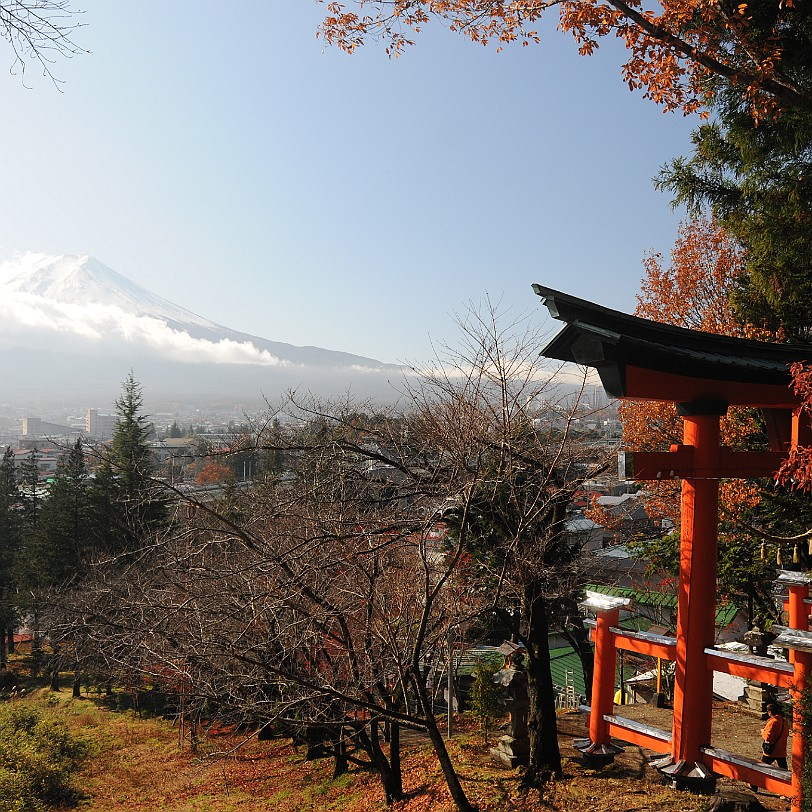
[3,687,790,812]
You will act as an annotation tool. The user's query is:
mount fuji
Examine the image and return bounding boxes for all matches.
[0,253,403,406]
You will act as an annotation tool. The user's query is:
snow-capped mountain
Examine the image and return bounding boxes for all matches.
[0,253,401,404]
[1,254,211,326]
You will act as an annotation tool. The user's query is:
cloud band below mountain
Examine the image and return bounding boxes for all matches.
[0,291,292,366]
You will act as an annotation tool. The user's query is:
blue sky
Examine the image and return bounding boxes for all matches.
[0,0,698,365]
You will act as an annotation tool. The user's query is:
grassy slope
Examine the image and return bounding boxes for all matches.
[17,688,712,812]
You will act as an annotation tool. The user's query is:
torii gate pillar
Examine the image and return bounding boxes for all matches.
[661,405,723,787]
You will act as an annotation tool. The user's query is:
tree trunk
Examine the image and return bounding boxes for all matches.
[421,715,476,812]
[189,713,199,753]
[49,668,60,692]
[389,720,401,792]
[73,673,82,698]
[358,722,403,805]
[7,628,14,654]
[31,628,42,677]
[332,730,348,778]
[408,668,475,811]
[522,581,563,787]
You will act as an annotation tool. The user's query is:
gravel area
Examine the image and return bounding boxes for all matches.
[556,702,794,811]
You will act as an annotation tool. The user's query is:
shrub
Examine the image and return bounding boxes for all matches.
[0,703,94,810]
[467,658,504,744]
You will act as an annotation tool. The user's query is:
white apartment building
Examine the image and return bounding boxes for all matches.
[85,409,117,439]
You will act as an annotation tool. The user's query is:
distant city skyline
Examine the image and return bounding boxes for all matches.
[0,1,698,367]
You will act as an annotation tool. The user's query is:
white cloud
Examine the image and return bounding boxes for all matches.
[0,290,292,366]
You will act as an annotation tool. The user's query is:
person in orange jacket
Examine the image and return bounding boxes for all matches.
[761,702,789,770]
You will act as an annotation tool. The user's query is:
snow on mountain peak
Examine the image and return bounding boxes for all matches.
[0,252,394,376]
[0,252,218,330]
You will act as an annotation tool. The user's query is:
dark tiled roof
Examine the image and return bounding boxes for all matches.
[533,285,812,401]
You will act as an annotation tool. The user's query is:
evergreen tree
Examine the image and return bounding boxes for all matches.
[21,440,89,592]
[17,440,94,684]
[16,446,41,532]
[657,17,812,340]
[14,447,42,622]
[0,448,19,663]
[468,658,503,744]
[90,373,167,555]
[110,373,155,490]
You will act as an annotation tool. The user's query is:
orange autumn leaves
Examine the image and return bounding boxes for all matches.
[777,362,812,492]
[320,0,811,119]
[635,218,746,337]
[620,217,763,526]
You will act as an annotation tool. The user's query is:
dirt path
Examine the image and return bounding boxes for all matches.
[556,702,793,811]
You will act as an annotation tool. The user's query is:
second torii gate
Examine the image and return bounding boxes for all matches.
[533,285,812,803]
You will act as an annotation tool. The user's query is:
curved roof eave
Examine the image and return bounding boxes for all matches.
[533,285,812,406]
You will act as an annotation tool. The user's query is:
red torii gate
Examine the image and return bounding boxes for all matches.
[533,285,812,804]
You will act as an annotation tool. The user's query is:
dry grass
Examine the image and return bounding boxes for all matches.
[11,689,786,812]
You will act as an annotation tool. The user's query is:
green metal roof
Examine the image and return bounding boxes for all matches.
[585,584,740,629]
[549,645,637,697]
[586,583,677,608]
[453,647,504,677]
[549,646,588,696]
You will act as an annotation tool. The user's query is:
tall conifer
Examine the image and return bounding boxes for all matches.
[89,373,167,555]
[23,440,89,591]
[0,448,19,663]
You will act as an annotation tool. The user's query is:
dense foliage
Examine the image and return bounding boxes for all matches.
[0,703,93,811]
[659,109,812,340]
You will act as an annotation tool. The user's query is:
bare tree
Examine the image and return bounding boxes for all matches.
[0,1,84,84]
[49,303,604,808]
[52,405,483,809]
[407,304,606,786]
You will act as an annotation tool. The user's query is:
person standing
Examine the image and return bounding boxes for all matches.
[760,702,789,770]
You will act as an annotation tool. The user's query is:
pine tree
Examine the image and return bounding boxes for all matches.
[110,373,155,491]
[0,448,19,664]
[657,31,812,341]
[89,373,167,555]
[14,447,42,622]
[22,440,89,591]
[17,446,41,534]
